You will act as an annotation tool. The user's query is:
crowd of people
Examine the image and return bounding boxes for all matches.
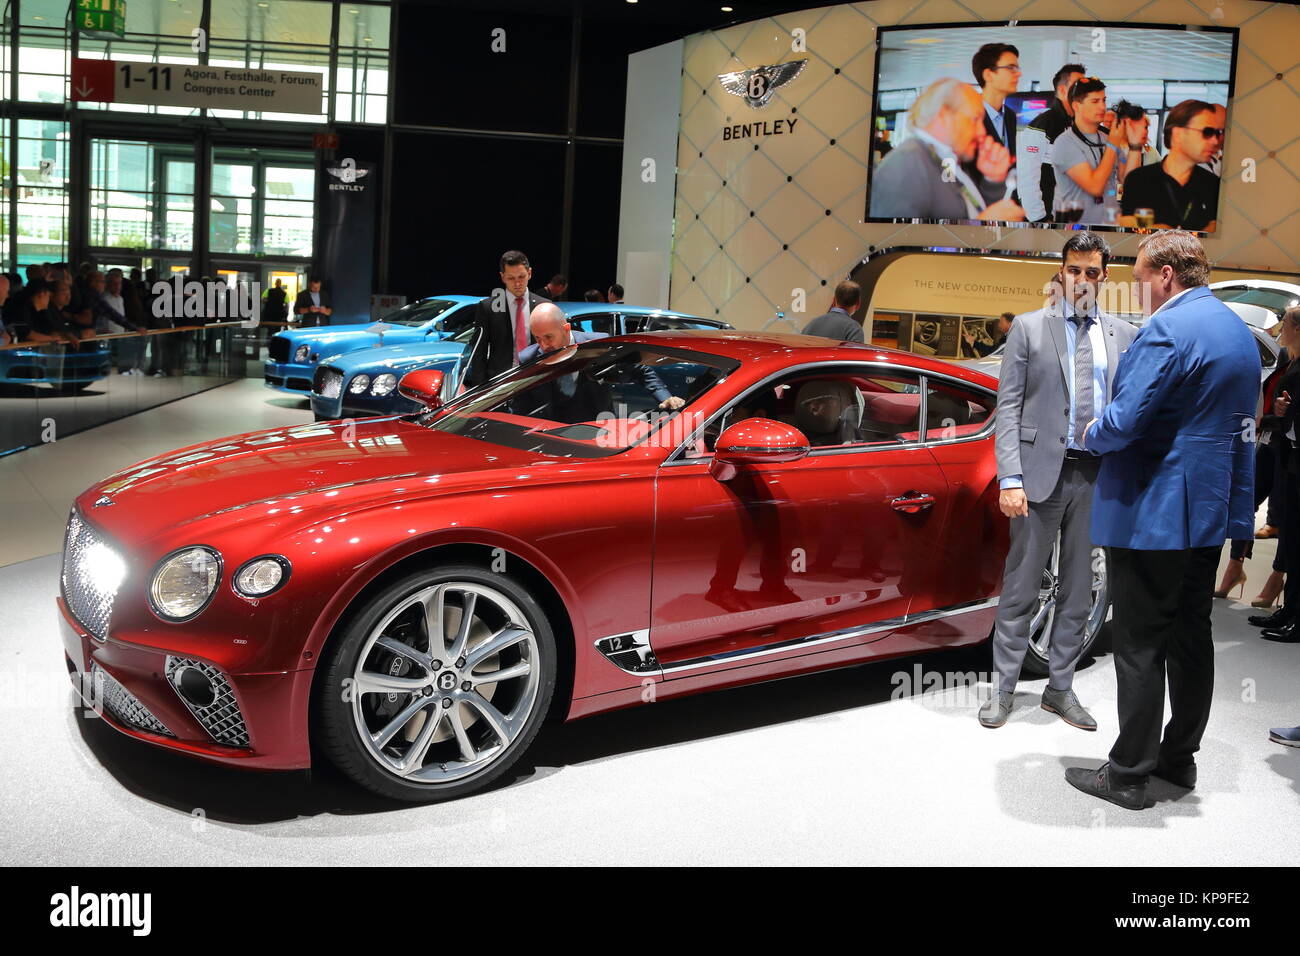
[870,45,1226,230]
[0,261,275,376]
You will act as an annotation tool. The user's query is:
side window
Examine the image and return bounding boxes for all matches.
[923,377,996,441]
[646,317,720,332]
[689,366,924,458]
[570,313,617,336]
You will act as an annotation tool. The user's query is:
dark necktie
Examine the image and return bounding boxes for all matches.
[1071,312,1094,447]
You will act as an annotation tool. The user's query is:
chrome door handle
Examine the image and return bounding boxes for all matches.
[891,492,935,514]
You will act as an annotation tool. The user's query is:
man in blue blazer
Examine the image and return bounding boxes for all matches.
[1066,231,1260,810]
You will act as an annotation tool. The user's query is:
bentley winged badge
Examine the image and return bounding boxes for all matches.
[717,59,807,109]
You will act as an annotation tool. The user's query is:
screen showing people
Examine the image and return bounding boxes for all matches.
[867,23,1235,233]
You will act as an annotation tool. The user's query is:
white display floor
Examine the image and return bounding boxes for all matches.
[0,379,1296,864]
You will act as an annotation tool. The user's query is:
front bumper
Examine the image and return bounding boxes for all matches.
[263,360,315,393]
[310,389,419,421]
[60,596,314,770]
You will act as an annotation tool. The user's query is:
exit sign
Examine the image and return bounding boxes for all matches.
[77,0,126,39]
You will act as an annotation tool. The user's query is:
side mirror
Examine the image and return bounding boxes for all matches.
[398,368,445,410]
[709,417,810,481]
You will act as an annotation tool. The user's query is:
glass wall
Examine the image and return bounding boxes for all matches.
[0,0,392,274]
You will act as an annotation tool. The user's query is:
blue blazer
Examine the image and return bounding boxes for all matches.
[1087,286,1260,550]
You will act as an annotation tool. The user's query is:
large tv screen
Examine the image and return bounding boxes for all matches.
[866,21,1238,233]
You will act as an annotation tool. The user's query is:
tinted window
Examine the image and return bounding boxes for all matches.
[425,342,738,458]
[923,377,996,441]
[568,313,618,336]
[645,316,727,332]
[1213,287,1300,319]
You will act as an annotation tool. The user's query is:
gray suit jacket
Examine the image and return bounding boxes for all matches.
[995,305,1138,502]
[870,137,1005,220]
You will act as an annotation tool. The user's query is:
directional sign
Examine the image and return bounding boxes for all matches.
[70,57,325,115]
[76,0,126,38]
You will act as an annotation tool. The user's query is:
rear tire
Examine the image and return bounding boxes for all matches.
[316,565,556,802]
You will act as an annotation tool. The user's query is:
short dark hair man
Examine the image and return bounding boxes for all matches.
[540,274,568,301]
[964,311,1015,357]
[1066,231,1259,810]
[971,42,1020,156]
[1017,62,1087,221]
[801,280,864,343]
[464,250,551,389]
[982,231,1138,732]
[607,283,624,304]
[1050,77,1144,225]
[1120,99,1221,232]
[294,276,332,327]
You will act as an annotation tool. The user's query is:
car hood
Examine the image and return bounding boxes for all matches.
[75,417,564,548]
[324,340,465,375]
[275,324,429,354]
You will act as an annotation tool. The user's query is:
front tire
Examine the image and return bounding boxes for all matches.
[317,565,556,802]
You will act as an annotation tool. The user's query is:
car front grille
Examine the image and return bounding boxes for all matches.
[61,510,121,641]
[91,662,173,737]
[268,335,290,363]
[315,365,343,399]
[165,657,251,748]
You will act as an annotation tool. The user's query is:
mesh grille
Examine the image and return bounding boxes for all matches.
[61,510,121,640]
[91,663,173,737]
[316,366,343,399]
[165,657,251,749]
[268,335,290,363]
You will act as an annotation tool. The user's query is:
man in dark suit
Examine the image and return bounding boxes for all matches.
[463,250,550,389]
[1066,231,1260,810]
[801,280,864,343]
[972,42,1020,159]
[293,276,332,326]
[520,303,684,412]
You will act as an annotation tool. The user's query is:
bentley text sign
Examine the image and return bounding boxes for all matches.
[71,58,325,115]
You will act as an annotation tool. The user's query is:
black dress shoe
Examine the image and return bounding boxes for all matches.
[1065,762,1147,810]
[1262,622,1300,643]
[1248,608,1292,628]
[1153,761,1197,789]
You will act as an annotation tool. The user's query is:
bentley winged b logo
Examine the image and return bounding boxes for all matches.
[717,59,807,109]
[326,157,371,184]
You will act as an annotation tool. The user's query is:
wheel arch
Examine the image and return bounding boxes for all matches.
[306,538,579,758]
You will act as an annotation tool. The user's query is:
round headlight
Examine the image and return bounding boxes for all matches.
[294,344,310,362]
[233,556,290,598]
[371,373,397,396]
[348,374,371,394]
[150,547,221,621]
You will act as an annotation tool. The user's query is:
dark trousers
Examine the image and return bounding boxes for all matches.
[1106,545,1219,784]
[1228,441,1276,562]
[1281,463,1300,611]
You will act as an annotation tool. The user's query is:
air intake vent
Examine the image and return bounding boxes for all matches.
[91,663,172,737]
[165,657,251,748]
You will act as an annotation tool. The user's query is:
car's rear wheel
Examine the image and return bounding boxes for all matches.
[1020,541,1109,678]
[317,566,556,802]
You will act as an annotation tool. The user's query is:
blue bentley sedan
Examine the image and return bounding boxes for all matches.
[308,304,733,420]
[263,295,479,394]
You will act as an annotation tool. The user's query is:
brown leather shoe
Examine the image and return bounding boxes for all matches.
[1255,525,1279,539]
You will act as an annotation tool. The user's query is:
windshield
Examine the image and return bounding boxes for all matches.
[1213,287,1300,319]
[382,299,463,327]
[422,342,738,459]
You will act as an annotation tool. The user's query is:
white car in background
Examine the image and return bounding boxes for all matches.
[1210,278,1300,328]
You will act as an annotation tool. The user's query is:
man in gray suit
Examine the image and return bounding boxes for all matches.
[980,232,1137,729]
[802,280,865,343]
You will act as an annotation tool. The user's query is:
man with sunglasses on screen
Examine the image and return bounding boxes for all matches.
[1120,99,1222,233]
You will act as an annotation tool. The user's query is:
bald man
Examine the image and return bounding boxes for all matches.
[870,77,1024,221]
[518,303,685,411]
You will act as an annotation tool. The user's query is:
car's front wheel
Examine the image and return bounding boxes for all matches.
[317,566,556,802]
[1020,542,1109,678]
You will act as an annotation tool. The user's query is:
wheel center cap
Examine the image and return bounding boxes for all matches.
[437,671,458,692]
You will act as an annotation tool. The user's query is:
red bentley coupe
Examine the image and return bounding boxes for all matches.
[57,332,1102,802]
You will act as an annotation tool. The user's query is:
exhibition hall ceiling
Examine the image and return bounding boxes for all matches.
[668,0,1300,330]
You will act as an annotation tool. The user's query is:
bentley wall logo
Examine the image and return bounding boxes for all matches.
[326,157,371,191]
[717,59,807,109]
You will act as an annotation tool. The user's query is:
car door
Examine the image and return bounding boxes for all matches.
[649,364,951,670]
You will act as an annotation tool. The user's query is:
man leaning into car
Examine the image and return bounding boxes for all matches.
[981,232,1137,730]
